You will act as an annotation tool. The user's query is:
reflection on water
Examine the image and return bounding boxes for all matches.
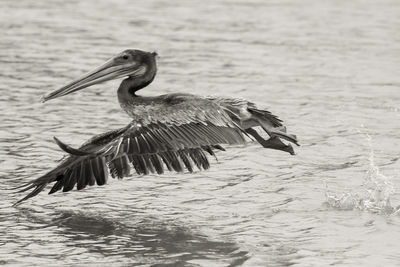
[11,209,249,266]
[1,0,400,266]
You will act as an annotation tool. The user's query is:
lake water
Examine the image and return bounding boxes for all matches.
[1,0,400,266]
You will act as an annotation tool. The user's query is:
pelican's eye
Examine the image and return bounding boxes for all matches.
[122,54,129,60]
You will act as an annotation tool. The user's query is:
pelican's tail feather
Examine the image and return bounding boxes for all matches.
[247,107,283,128]
[248,107,299,146]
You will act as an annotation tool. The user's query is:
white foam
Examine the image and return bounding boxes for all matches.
[325,134,400,216]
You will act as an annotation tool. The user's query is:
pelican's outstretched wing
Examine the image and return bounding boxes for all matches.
[14,97,246,205]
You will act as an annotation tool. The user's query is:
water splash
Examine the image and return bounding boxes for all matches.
[325,135,400,216]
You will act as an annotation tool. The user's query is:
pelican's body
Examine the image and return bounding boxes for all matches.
[14,49,298,205]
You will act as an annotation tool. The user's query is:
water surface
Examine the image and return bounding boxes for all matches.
[1,0,400,266]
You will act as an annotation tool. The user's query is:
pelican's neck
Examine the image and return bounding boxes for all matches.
[117,62,157,105]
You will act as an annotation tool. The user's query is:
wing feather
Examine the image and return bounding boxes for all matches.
[77,161,87,190]
[49,178,63,194]
[150,154,164,174]
[96,157,108,186]
[63,166,77,192]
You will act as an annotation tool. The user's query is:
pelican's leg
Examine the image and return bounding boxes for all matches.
[245,128,295,155]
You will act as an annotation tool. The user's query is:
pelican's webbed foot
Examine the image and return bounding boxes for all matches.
[245,128,295,155]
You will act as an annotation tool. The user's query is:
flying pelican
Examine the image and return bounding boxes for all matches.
[14,49,298,205]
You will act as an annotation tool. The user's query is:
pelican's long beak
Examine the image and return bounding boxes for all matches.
[42,58,140,102]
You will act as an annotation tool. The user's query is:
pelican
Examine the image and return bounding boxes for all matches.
[14,49,299,205]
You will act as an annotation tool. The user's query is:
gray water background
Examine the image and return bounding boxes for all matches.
[1,0,400,266]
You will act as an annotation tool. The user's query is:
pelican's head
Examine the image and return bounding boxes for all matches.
[42,49,157,102]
